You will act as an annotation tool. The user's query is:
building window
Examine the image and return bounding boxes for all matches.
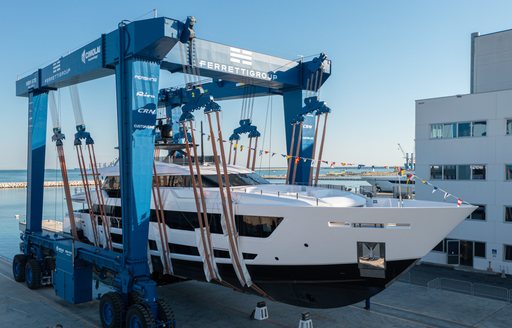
[443,123,456,138]
[430,124,443,139]
[457,165,471,180]
[504,245,512,261]
[505,206,512,222]
[430,121,486,139]
[467,205,486,220]
[430,165,443,180]
[506,165,512,180]
[443,165,456,180]
[507,119,512,135]
[471,165,486,180]
[472,121,487,137]
[429,165,486,180]
[474,242,486,258]
[457,122,471,137]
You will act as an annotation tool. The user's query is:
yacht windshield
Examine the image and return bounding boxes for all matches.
[202,173,269,187]
[103,173,269,195]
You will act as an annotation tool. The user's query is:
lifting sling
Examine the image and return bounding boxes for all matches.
[70,85,112,249]
[48,91,78,240]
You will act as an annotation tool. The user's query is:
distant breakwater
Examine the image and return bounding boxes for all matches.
[0,180,92,189]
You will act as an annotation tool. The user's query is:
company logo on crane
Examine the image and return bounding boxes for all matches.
[229,47,252,66]
[81,45,101,64]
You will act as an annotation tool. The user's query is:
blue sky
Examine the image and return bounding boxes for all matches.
[2,0,512,170]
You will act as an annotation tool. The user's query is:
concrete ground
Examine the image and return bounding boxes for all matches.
[0,257,510,328]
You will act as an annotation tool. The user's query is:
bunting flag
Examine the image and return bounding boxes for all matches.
[180,127,472,208]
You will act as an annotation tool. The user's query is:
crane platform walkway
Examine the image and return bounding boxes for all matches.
[0,256,510,328]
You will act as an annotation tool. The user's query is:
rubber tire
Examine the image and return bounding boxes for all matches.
[12,254,27,282]
[128,291,145,307]
[25,259,42,289]
[156,299,176,327]
[126,303,155,328]
[99,292,125,328]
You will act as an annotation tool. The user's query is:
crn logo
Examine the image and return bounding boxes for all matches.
[138,108,156,115]
[136,91,156,99]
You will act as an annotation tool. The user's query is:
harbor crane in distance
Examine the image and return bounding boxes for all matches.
[13,15,331,327]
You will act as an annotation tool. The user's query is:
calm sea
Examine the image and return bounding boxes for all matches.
[0,167,390,259]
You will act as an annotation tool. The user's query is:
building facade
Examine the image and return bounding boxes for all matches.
[416,29,512,274]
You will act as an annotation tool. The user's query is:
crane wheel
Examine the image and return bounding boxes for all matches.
[157,299,176,327]
[13,254,27,282]
[126,303,156,328]
[25,259,42,289]
[99,292,125,328]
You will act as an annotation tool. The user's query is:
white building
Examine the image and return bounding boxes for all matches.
[416,29,512,274]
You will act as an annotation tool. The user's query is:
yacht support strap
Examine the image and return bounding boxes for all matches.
[75,145,99,246]
[308,115,321,186]
[246,137,253,169]
[87,144,113,250]
[291,122,303,185]
[181,121,219,282]
[206,110,270,298]
[285,123,296,184]
[232,142,238,165]
[314,112,329,186]
[251,136,258,172]
[228,140,233,165]
[152,161,173,275]
[48,92,78,240]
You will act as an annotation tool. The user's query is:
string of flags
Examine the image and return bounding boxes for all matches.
[403,172,468,208]
[188,128,469,207]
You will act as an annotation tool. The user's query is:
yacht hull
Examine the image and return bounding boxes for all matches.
[167,258,417,308]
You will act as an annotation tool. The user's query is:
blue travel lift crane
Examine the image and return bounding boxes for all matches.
[13,15,331,327]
